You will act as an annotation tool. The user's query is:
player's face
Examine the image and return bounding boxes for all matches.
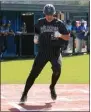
[45,15,54,22]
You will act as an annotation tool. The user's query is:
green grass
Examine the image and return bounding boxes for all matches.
[1,55,89,84]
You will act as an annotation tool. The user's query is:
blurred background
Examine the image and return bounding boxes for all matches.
[0,0,90,60]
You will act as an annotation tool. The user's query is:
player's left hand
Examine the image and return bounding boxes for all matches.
[54,31,70,41]
[54,31,61,38]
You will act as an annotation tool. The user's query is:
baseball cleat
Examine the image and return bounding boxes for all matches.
[50,86,57,100]
[19,94,27,105]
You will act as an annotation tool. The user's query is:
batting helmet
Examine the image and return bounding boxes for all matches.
[43,4,56,15]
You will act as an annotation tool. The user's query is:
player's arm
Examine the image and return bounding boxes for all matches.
[34,20,40,44]
[59,34,70,40]
[55,22,70,41]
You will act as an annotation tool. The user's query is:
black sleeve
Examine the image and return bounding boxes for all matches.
[59,22,69,35]
[58,21,69,50]
[34,19,40,35]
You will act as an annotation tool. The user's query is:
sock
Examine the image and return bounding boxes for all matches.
[50,68,61,89]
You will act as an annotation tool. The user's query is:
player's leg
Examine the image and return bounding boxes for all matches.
[79,39,83,52]
[50,54,62,100]
[20,53,48,103]
[70,37,73,51]
[76,38,81,53]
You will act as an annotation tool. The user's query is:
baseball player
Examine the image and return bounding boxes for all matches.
[20,4,69,104]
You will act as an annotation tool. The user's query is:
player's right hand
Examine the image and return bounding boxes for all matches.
[34,35,39,44]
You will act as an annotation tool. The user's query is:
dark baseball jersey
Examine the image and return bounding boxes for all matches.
[34,18,69,58]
